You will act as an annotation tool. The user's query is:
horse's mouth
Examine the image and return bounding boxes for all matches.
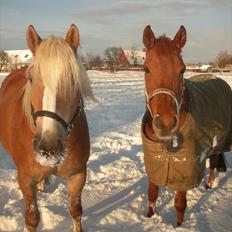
[35,151,67,167]
[153,128,174,141]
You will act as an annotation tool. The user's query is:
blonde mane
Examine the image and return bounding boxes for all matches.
[23,36,94,123]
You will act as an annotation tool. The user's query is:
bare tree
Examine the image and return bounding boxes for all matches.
[215,50,232,68]
[131,46,138,67]
[104,47,122,70]
[0,50,11,70]
[89,55,104,69]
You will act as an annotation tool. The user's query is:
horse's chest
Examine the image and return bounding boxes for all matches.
[142,127,205,191]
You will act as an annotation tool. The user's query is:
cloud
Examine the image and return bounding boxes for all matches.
[70,0,229,26]
[1,0,231,63]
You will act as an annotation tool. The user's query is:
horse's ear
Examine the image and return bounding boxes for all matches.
[26,25,42,55]
[65,24,80,51]
[143,25,155,50]
[173,25,187,49]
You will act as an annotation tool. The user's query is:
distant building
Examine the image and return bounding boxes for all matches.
[185,64,201,72]
[186,64,215,73]
[119,49,145,68]
[3,49,32,71]
[199,65,213,72]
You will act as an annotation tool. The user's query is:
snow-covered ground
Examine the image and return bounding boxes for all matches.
[0,71,232,232]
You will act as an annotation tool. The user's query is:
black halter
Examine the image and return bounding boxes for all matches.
[32,97,84,136]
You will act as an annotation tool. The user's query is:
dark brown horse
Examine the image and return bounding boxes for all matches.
[141,25,232,226]
[0,24,94,232]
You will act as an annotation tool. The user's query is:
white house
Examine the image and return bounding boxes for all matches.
[119,49,145,67]
[199,64,213,72]
[5,49,32,69]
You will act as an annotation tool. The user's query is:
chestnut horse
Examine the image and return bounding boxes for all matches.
[0,24,94,232]
[141,25,232,226]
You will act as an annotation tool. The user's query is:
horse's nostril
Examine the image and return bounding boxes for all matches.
[171,116,178,129]
[33,135,64,157]
[154,115,178,131]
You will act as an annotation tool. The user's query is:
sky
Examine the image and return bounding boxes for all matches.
[0,0,231,63]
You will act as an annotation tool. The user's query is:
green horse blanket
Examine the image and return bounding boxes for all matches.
[142,74,232,191]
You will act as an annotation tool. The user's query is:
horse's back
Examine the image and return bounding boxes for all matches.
[186,74,232,124]
[0,68,27,103]
[186,74,232,152]
[0,68,27,155]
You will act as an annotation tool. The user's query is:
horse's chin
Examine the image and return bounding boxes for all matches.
[35,152,66,167]
[157,134,173,141]
[153,129,173,141]
[153,126,178,141]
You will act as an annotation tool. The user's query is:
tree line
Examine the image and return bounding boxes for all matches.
[87,48,232,69]
[88,47,122,69]
[1,48,232,72]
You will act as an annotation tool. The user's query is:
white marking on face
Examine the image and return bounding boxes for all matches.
[42,86,57,133]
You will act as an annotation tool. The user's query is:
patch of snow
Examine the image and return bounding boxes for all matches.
[0,71,232,231]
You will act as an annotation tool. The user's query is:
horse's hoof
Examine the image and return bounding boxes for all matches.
[72,218,82,232]
[147,212,154,218]
[146,206,155,217]
[216,167,227,172]
[37,180,45,192]
[205,182,212,190]
[176,222,182,227]
[25,225,36,232]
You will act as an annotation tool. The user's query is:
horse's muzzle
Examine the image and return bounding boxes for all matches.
[33,135,66,167]
[152,114,179,140]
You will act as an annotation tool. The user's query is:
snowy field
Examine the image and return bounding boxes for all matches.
[0,70,232,232]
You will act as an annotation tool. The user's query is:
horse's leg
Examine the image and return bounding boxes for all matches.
[17,174,39,232]
[206,153,227,189]
[36,180,45,192]
[147,180,159,217]
[36,176,52,192]
[174,191,187,226]
[216,153,227,172]
[206,154,218,189]
[67,170,86,232]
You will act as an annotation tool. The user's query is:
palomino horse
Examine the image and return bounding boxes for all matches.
[141,25,232,226]
[0,24,94,231]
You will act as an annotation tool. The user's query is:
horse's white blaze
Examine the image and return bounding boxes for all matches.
[42,86,57,133]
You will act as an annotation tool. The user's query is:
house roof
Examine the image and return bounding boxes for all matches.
[5,49,32,64]
[123,49,145,65]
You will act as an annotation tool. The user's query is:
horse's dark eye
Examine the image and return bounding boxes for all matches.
[144,66,150,73]
[180,67,186,75]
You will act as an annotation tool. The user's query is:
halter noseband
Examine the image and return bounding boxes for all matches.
[145,86,184,118]
[32,97,84,136]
